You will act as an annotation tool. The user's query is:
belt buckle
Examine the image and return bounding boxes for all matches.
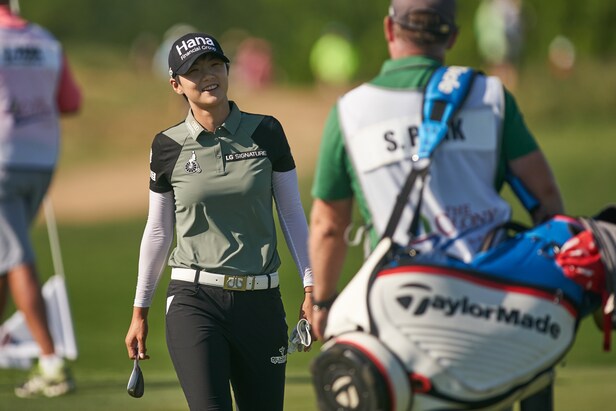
[223,275,247,291]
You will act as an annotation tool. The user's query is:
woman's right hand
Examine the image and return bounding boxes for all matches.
[125,306,151,360]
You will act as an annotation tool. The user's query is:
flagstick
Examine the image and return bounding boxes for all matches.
[42,198,78,359]
[43,198,65,279]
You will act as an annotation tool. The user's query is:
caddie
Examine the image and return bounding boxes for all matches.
[308,0,563,409]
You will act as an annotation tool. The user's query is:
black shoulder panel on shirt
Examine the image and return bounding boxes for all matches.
[149,132,182,193]
[250,116,296,172]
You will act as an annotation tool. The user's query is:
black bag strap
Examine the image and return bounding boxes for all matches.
[382,164,429,239]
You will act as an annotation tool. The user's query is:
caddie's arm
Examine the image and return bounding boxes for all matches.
[309,198,353,340]
[509,150,564,224]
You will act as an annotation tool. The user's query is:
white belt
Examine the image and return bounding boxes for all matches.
[171,268,279,291]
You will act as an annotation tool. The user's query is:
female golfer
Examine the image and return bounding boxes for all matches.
[124,32,314,411]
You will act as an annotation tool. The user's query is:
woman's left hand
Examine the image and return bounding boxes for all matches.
[298,288,316,351]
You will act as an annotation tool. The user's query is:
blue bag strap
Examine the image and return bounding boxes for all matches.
[383,66,476,240]
[416,66,476,160]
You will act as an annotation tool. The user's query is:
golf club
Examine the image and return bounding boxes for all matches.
[127,357,144,398]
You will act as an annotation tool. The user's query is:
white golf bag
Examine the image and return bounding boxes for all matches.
[311,209,616,411]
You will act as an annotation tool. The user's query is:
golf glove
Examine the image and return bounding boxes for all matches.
[288,318,312,354]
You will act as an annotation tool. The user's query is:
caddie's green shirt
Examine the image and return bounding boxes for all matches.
[149,102,295,275]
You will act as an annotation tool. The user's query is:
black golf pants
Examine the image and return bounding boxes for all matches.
[165,280,289,411]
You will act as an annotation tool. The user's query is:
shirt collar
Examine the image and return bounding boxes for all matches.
[184,101,241,139]
[380,55,441,75]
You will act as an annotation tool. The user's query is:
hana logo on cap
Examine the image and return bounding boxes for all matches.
[168,32,229,77]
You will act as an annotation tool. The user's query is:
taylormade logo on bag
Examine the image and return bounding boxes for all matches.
[398,286,562,339]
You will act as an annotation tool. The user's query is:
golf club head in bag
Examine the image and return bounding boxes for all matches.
[311,332,412,411]
[127,358,144,398]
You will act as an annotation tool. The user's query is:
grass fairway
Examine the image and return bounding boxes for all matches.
[0,214,615,410]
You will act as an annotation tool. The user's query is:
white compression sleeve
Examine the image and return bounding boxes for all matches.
[133,190,175,307]
[272,169,313,287]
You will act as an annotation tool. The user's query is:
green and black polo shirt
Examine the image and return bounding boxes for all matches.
[149,101,295,275]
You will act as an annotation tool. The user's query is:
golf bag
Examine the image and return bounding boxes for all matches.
[310,66,616,410]
[311,209,616,411]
